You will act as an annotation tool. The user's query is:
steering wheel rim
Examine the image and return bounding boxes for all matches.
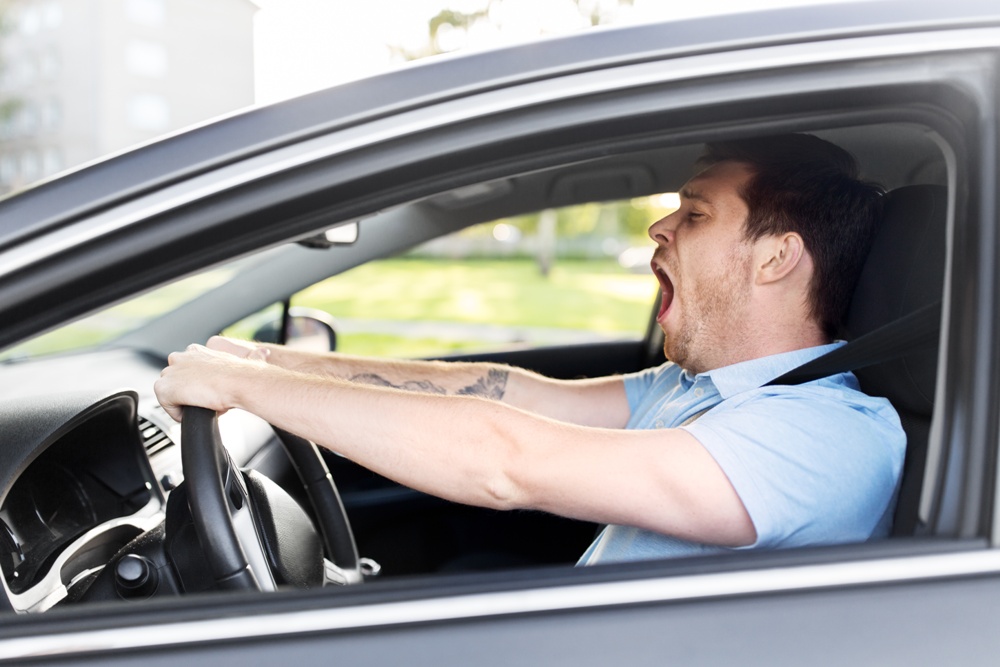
[180,406,361,590]
[269,425,360,571]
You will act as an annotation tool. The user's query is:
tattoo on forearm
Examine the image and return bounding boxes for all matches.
[349,373,447,394]
[457,368,509,400]
[349,368,509,401]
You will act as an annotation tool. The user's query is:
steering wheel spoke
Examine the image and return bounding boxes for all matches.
[322,558,363,586]
[228,481,277,592]
[180,407,362,592]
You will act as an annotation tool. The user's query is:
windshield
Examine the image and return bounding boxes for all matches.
[0,264,242,363]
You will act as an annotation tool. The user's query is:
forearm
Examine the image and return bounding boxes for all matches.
[231,337,630,428]
[230,337,508,396]
[231,363,531,510]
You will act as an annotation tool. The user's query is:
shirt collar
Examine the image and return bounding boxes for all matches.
[683,342,847,399]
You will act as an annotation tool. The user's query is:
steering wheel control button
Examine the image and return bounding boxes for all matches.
[159,473,179,491]
[115,554,158,599]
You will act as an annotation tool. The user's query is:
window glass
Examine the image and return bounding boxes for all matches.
[0,266,241,362]
[126,93,171,131]
[42,147,63,176]
[42,2,63,30]
[125,40,169,78]
[20,150,39,182]
[40,99,61,130]
[18,104,38,135]
[16,55,37,87]
[124,0,166,26]
[39,50,60,80]
[18,7,40,35]
[254,197,670,358]
[0,155,17,184]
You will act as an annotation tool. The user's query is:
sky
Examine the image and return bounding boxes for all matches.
[252,0,863,105]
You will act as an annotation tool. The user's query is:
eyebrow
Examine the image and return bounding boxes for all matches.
[679,187,713,205]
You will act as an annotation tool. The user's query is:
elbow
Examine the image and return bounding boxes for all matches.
[481,423,530,512]
[484,471,521,511]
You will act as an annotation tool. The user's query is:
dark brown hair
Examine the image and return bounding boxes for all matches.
[697,134,885,338]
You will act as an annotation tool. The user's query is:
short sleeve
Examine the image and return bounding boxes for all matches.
[622,366,660,413]
[683,386,905,549]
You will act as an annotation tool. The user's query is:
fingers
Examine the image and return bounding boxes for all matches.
[155,337,277,423]
[206,335,259,358]
[155,343,243,421]
[153,370,185,422]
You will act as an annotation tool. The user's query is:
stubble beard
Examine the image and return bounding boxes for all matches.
[662,244,755,375]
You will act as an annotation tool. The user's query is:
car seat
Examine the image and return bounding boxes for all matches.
[844,184,947,536]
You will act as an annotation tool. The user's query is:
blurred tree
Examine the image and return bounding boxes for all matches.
[393,0,635,59]
[573,0,636,26]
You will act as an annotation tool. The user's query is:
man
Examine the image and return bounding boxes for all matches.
[154,134,905,565]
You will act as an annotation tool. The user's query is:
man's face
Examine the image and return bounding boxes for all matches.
[648,161,756,374]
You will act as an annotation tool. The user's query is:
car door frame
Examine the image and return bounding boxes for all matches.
[1,17,1000,667]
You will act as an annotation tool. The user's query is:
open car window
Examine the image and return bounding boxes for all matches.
[224,197,670,359]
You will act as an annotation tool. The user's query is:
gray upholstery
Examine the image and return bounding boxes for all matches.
[845,184,947,535]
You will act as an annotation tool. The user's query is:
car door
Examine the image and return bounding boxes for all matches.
[2,4,1000,666]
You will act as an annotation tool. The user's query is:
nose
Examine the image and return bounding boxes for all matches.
[648,212,676,246]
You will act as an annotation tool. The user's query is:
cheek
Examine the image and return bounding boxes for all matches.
[680,243,750,301]
[676,238,720,282]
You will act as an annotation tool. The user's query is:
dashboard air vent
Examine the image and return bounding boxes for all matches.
[138,416,174,456]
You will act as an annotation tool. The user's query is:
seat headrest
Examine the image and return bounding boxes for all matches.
[845,184,946,415]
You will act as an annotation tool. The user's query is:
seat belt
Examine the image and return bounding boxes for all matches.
[765,300,941,386]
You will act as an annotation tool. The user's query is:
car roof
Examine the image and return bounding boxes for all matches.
[0,0,997,250]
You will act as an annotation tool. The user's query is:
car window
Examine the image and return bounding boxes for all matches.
[0,263,247,362]
[225,197,673,358]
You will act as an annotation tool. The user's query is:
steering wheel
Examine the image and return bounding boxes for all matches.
[180,406,363,590]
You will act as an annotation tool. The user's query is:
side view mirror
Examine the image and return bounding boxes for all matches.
[252,307,338,353]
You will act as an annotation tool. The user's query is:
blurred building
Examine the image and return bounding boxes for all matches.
[0,0,256,195]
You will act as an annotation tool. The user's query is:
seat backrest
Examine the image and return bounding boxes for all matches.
[845,184,947,536]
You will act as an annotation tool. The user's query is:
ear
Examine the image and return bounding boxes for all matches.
[755,232,806,285]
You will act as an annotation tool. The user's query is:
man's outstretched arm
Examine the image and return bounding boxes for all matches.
[206,336,632,429]
[155,344,756,548]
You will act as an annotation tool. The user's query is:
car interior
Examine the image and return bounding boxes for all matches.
[0,117,953,610]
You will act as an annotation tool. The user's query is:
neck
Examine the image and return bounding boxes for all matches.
[680,301,827,375]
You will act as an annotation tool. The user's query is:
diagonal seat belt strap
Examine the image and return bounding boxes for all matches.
[765,301,941,387]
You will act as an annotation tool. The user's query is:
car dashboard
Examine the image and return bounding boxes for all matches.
[0,349,279,613]
[0,390,164,612]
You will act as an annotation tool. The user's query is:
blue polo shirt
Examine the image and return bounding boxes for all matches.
[579,343,906,565]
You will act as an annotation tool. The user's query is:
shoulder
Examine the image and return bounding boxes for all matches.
[684,376,906,548]
[711,373,902,434]
[691,377,906,472]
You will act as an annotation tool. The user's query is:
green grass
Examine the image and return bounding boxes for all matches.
[296,258,654,330]
[288,257,657,357]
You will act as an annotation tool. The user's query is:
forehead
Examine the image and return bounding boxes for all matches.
[680,161,754,210]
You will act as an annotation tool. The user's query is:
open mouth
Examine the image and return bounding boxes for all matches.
[652,261,674,322]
